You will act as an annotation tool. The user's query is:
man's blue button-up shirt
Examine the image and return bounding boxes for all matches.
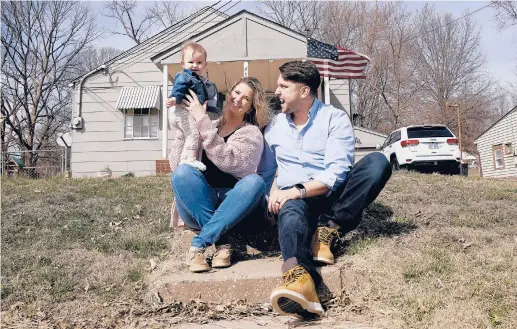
[260,98,355,192]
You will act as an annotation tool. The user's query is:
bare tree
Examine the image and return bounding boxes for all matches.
[102,0,154,45]
[491,0,517,29]
[356,3,423,132]
[413,5,495,150]
[414,6,485,121]
[1,1,99,174]
[146,1,189,30]
[103,0,186,45]
[318,1,366,47]
[74,47,123,74]
[256,1,325,37]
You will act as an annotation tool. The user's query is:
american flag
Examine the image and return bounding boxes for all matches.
[307,38,370,79]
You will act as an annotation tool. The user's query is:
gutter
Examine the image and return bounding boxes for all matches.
[68,65,107,129]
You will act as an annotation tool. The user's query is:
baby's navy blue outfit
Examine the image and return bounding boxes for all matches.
[170,69,219,113]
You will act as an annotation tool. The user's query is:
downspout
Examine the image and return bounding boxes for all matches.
[68,65,107,129]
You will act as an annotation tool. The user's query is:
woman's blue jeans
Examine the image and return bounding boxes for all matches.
[171,164,266,249]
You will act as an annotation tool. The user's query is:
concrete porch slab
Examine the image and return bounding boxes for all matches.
[148,257,356,304]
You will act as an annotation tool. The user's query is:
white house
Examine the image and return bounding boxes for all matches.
[69,8,383,177]
[474,106,517,178]
[353,127,387,162]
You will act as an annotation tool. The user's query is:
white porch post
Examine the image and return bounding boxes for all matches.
[324,76,330,105]
[162,64,169,159]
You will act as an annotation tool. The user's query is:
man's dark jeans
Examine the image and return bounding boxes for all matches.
[277,152,392,286]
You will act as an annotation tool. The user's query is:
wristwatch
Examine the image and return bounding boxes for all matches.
[295,183,306,199]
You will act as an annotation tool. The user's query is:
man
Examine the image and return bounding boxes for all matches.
[261,61,391,317]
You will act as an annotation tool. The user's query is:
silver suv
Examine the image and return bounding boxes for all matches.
[377,125,461,174]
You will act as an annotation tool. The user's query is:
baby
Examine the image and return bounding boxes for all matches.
[166,41,218,171]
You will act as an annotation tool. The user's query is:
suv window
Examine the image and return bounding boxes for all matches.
[382,134,392,148]
[383,131,401,148]
[407,126,453,138]
[393,131,401,143]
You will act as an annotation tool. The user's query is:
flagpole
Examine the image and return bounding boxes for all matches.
[324,76,330,105]
[348,78,353,124]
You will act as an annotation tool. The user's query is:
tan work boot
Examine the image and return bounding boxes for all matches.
[186,247,210,273]
[270,265,324,317]
[212,244,232,268]
[312,226,339,265]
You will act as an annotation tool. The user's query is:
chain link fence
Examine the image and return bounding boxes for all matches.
[1,149,68,178]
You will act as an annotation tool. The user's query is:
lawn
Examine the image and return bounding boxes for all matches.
[1,172,516,328]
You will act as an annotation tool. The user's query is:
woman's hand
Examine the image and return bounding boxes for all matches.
[182,89,208,121]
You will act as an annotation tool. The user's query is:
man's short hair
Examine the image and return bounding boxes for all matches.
[279,61,321,96]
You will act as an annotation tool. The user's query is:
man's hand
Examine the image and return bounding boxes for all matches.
[268,188,300,215]
[166,97,176,108]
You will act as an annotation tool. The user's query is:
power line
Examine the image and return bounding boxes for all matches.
[101,1,238,75]
[377,3,491,54]
[85,1,231,84]
[358,3,491,92]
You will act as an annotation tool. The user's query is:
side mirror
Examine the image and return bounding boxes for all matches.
[376,144,382,150]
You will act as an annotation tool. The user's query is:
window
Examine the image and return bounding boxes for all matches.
[407,126,454,138]
[382,134,392,148]
[383,131,401,148]
[492,145,505,169]
[124,108,159,139]
[393,131,401,143]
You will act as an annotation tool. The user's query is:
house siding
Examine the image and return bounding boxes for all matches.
[476,109,517,178]
[71,10,227,177]
[329,79,351,117]
[160,13,307,64]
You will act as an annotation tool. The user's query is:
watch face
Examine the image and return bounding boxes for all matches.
[295,183,305,190]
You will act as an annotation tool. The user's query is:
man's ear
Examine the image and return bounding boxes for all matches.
[299,85,311,99]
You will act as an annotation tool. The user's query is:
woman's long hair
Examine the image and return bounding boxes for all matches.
[224,77,271,130]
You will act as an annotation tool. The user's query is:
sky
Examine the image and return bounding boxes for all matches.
[91,1,517,87]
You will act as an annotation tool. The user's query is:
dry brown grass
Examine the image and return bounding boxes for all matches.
[1,172,516,328]
[1,175,174,326]
[330,172,517,329]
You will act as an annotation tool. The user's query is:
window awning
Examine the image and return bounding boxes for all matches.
[116,86,161,110]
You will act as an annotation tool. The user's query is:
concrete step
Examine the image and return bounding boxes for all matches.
[173,317,378,329]
[148,255,355,304]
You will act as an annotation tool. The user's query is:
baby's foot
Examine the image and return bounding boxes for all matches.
[186,160,206,171]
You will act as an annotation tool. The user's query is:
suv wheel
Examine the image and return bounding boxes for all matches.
[390,156,400,171]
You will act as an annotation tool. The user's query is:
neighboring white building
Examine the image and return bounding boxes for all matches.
[474,106,517,178]
[354,127,387,162]
[69,8,381,177]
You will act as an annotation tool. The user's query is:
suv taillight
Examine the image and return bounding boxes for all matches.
[447,138,458,145]
[401,139,419,147]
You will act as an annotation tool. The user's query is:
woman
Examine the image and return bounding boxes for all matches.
[169,77,270,273]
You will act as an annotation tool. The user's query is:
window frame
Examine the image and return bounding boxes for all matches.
[123,108,160,140]
[492,145,505,170]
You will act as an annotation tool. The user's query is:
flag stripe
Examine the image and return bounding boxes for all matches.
[308,59,370,67]
[307,38,369,79]
[318,71,367,78]
[309,66,367,74]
